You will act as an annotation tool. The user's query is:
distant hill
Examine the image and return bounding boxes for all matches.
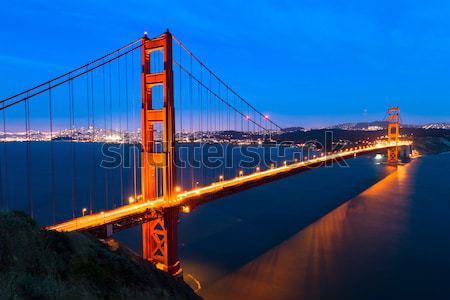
[272,127,450,154]
[422,123,450,129]
[329,121,418,130]
[281,126,306,132]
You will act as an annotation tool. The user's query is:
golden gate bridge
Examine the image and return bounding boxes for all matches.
[0,30,411,277]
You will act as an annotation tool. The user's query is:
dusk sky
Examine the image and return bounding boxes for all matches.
[1,0,450,127]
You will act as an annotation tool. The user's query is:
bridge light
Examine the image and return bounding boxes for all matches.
[245,115,250,120]
[283,161,287,166]
[270,163,275,169]
[175,186,181,193]
[304,156,307,161]
[239,170,244,176]
[128,196,135,204]
[219,175,224,181]
[256,166,260,172]
[82,208,87,216]
[264,115,269,120]
[181,205,191,214]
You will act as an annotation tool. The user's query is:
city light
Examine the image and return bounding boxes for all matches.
[181,205,190,213]
[82,208,87,216]
[128,196,135,204]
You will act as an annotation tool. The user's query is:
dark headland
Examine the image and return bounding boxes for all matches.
[0,211,201,299]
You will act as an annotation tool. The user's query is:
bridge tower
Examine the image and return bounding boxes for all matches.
[387,106,400,164]
[140,31,181,276]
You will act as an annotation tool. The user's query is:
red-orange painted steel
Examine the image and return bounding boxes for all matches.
[140,31,181,276]
[387,107,400,164]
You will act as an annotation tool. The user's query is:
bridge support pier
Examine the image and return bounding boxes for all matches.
[398,145,412,162]
[142,208,181,276]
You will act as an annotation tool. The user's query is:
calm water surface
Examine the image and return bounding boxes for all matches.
[197,154,450,299]
[2,142,449,299]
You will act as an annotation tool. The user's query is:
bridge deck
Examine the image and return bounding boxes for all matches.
[46,142,411,233]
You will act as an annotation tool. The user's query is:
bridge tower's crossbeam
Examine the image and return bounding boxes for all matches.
[141,31,181,277]
[387,106,400,164]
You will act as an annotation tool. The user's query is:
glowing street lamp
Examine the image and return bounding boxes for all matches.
[128,196,135,204]
[239,170,244,176]
[175,186,181,193]
[82,208,87,216]
[219,175,224,181]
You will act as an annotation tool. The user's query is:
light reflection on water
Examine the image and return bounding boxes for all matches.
[172,156,395,294]
[199,154,450,300]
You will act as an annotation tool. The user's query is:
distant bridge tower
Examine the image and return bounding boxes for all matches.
[140,31,181,276]
[387,106,400,164]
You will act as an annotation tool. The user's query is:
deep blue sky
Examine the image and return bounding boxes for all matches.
[1,0,449,127]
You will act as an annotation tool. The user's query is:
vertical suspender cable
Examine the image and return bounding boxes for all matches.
[49,85,56,223]
[190,55,193,142]
[91,71,97,212]
[2,107,8,211]
[108,63,113,209]
[179,46,183,187]
[70,79,76,218]
[118,56,124,206]
[125,53,131,200]
[86,67,93,214]
[103,59,109,210]
[131,50,137,201]
[25,94,33,218]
